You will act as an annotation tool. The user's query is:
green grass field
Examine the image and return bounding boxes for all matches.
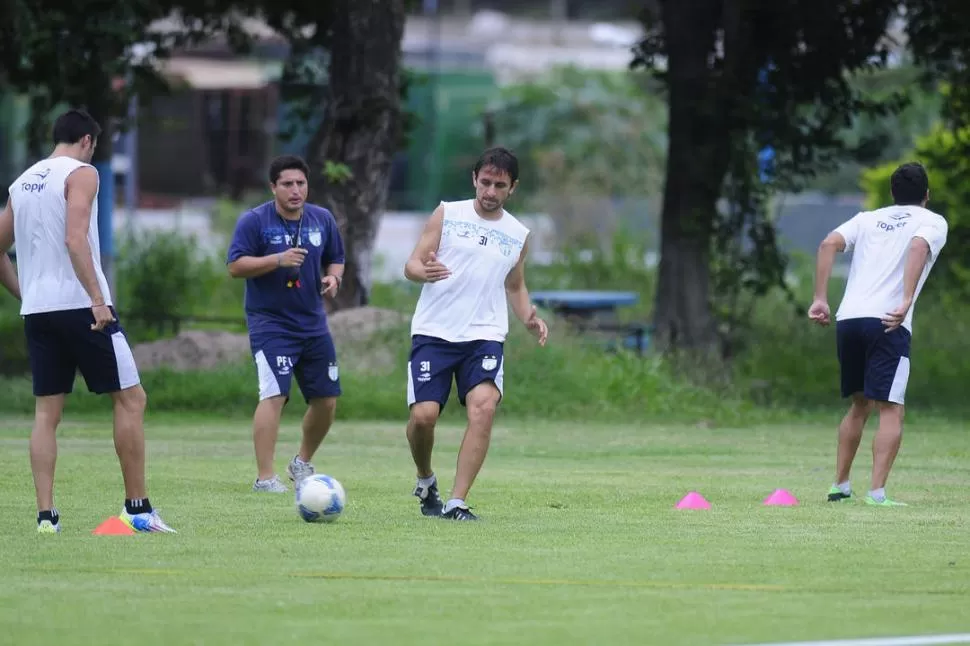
[1,413,968,646]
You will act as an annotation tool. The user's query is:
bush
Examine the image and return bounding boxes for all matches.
[0,317,772,425]
[2,232,967,424]
[0,299,28,376]
[114,230,243,342]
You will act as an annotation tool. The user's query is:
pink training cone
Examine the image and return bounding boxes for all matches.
[763,489,799,506]
[675,491,711,509]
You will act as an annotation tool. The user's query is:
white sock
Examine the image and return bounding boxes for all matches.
[444,498,466,512]
[417,474,436,489]
[836,481,852,495]
[869,487,886,502]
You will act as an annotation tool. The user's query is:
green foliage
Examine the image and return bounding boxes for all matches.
[2,242,970,422]
[0,301,28,377]
[860,122,970,298]
[0,0,240,159]
[210,192,268,240]
[627,1,922,355]
[479,66,668,207]
[322,160,353,184]
[807,65,943,194]
[0,318,767,425]
[114,230,237,342]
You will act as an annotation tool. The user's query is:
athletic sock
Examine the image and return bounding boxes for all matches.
[125,498,153,515]
[868,487,886,502]
[444,498,465,512]
[37,509,59,526]
[417,474,436,490]
[836,481,852,495]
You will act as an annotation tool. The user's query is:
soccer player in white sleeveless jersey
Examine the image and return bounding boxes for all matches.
[809,162,947,507]
[403,148,548,520]
[0,109,175,534]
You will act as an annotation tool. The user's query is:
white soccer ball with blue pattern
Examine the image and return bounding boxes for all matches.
[296,474,346,523]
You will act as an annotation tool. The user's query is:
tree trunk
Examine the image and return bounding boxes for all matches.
[308,0,406,310]
[651,0,732,359]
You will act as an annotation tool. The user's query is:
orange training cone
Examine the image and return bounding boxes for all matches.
[92,516,135,535]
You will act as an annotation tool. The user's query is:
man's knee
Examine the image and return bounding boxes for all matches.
[257,394,287,414]
[309,396,337,414]
[848,393,873,418]
[409,402,440,429]
[466,382,500,426]
[34,394,65,429]
[876,400,905,422]
[112,384,147,416]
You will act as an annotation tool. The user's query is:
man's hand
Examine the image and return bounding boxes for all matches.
[91,303,115,331]
[882,298,912,333]
[525,305,548,346]
[278,248,308,268]
[422,251,451,282]
[321,275,340,297]
[808,299,831,326]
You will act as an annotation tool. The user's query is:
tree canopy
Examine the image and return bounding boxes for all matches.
[631,0,970,360]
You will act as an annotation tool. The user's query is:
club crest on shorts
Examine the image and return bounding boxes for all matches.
[309,231,322,247]
[481,355,498,371]
[328,363,339,381]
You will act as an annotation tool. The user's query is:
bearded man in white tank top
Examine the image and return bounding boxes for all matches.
[403,147,549,521]
[0,109,175,534]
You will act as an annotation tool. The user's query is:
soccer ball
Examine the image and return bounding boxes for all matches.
[295,474,346,523]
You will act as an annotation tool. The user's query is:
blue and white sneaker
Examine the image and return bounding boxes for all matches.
[413,480,444,517]
[287,455,315,487]
[119,509,177,533]
[253,475,288,493]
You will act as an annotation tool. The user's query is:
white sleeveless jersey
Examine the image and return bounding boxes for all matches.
[410,199,530,343]
[8,156,111,315]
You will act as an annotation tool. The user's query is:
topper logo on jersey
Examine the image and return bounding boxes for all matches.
[877,220,908,232]
[21,181,46,193]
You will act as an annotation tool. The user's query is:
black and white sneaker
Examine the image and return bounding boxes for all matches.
[827,486,851,502]
[413,481,444,517]
[440,504,478,521]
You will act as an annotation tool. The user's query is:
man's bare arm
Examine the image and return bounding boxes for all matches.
[404,205,448,283]
[505,237,534,324]
[64,166,107,305]
[901,237,931,306]
[813,231,846,301]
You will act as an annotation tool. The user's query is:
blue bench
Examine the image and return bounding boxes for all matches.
[531,290,652,354]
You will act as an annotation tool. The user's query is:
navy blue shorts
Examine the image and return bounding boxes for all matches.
[836,317,911,404]
[23,307,141,397]
[250,332,340,403]
[407,334,504,410]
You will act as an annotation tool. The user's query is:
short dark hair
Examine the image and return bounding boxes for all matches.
[890,162,929,206]
[52,108,102,146]
[269,155,310,184]
[473,147,519,183]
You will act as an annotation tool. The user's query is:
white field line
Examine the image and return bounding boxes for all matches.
[733,633,970,646]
